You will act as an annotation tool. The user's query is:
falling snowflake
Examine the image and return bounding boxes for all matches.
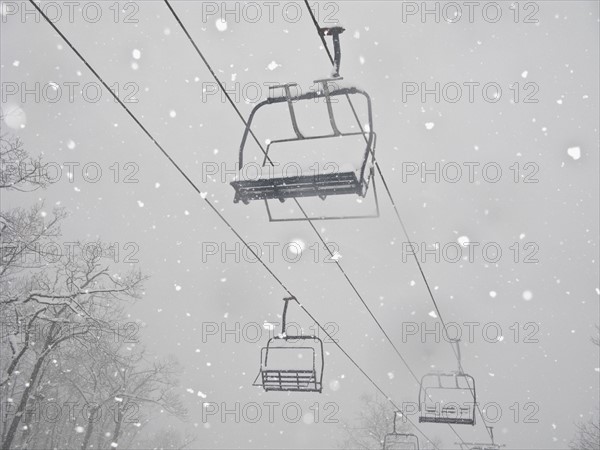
[267,61,281,71]
[567,146,581,160]
[288,239,305,256]
[215,18,227,32]
[3,104,27,129]
[457,236,470,247]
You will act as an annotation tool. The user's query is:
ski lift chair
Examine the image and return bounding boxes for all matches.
[231,27,377,211]
[418,340,477,425]
[384,412,420,450]
[253,297,324,393]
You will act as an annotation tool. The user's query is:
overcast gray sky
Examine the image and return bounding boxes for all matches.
[2,1,599,448]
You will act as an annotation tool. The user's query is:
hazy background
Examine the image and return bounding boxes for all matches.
[1,1,598,448]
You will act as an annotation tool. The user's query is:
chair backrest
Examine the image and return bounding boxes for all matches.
[262,336,324,383]
[238,86,375,185]
[383,433,419,450]
[418,372,476,422]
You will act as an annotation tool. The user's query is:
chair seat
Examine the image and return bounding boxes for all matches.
[425,405,471,414]
[231,171,362,204]
[419,415,475,425]
[260,369,321,392]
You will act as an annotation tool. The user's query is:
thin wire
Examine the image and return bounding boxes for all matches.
[302,0,492,442]
[28,1,438,447]
[162,0,435,408]
[294,200,421,383]
[162,2,440,445]
[162,0,272,165]
[376,161,490,434]
[24,0,291,299]
[291,297,438,448]
[162,1,473,445]
[303,1,335,63]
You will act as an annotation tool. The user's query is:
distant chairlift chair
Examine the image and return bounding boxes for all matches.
[253,297,324,393]
[384,411,420,450]
[230,27,377,214]
[418,340,477,425]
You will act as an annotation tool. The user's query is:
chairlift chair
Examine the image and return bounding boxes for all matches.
[230,27,378,218]
[253,297,324,393]
[418,340,477,425]
[384,411,420,450]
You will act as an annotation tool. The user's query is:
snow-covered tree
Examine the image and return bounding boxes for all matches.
[570,326,600,450]
[0,121,187,449]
